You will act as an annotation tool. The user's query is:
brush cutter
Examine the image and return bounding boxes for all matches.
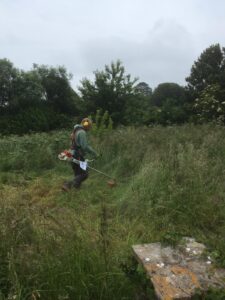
[58,150,116,187]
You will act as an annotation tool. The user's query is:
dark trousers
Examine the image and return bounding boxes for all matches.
[71,160,88,188]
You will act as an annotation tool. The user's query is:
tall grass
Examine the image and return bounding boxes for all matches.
[0,124,225,299]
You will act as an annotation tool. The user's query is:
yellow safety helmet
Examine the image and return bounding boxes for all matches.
[81,118,92,130]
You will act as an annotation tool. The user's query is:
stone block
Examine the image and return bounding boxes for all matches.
[132,238,225,300]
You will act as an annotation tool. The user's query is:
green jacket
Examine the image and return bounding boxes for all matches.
[73,125,97,158]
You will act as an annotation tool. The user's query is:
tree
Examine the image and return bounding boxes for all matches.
[186,44,225,98]
[193,84,225,124]
[33,64,80,115]
[148,83,188,124]
[0,59,18,108]
[151,82,186,107]
[11,70,45,110]
[78,60,138,124]
[123,94,150,125]
[135,82,152,97]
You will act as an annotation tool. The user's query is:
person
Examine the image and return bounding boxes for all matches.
[62,118,98,191]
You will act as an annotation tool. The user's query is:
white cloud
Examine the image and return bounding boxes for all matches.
[0,0,225,90]
[79,19,195,88]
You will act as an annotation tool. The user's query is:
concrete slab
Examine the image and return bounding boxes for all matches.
[132,238,225,300]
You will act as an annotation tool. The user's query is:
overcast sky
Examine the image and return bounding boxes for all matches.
[1,0,225,91]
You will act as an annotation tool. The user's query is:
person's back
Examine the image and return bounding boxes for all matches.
[71,124,97,159]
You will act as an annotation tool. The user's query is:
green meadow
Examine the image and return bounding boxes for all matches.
[0,124,225,299]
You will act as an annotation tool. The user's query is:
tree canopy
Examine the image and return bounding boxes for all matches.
[0,60,81,134]
[2,43,225,134]
[186,44,225,98]
[78,60,138,124]
[135,82,152,97]
[33,64,80,115]
[151,82,186,107]
[0,59,18,108]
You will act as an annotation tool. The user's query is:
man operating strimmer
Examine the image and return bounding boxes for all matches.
[62,118,98,191]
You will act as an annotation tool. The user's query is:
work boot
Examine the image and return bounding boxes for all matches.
[62,182,70,192]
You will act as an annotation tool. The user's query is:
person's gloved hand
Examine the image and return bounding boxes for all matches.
[85,159,94,163]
